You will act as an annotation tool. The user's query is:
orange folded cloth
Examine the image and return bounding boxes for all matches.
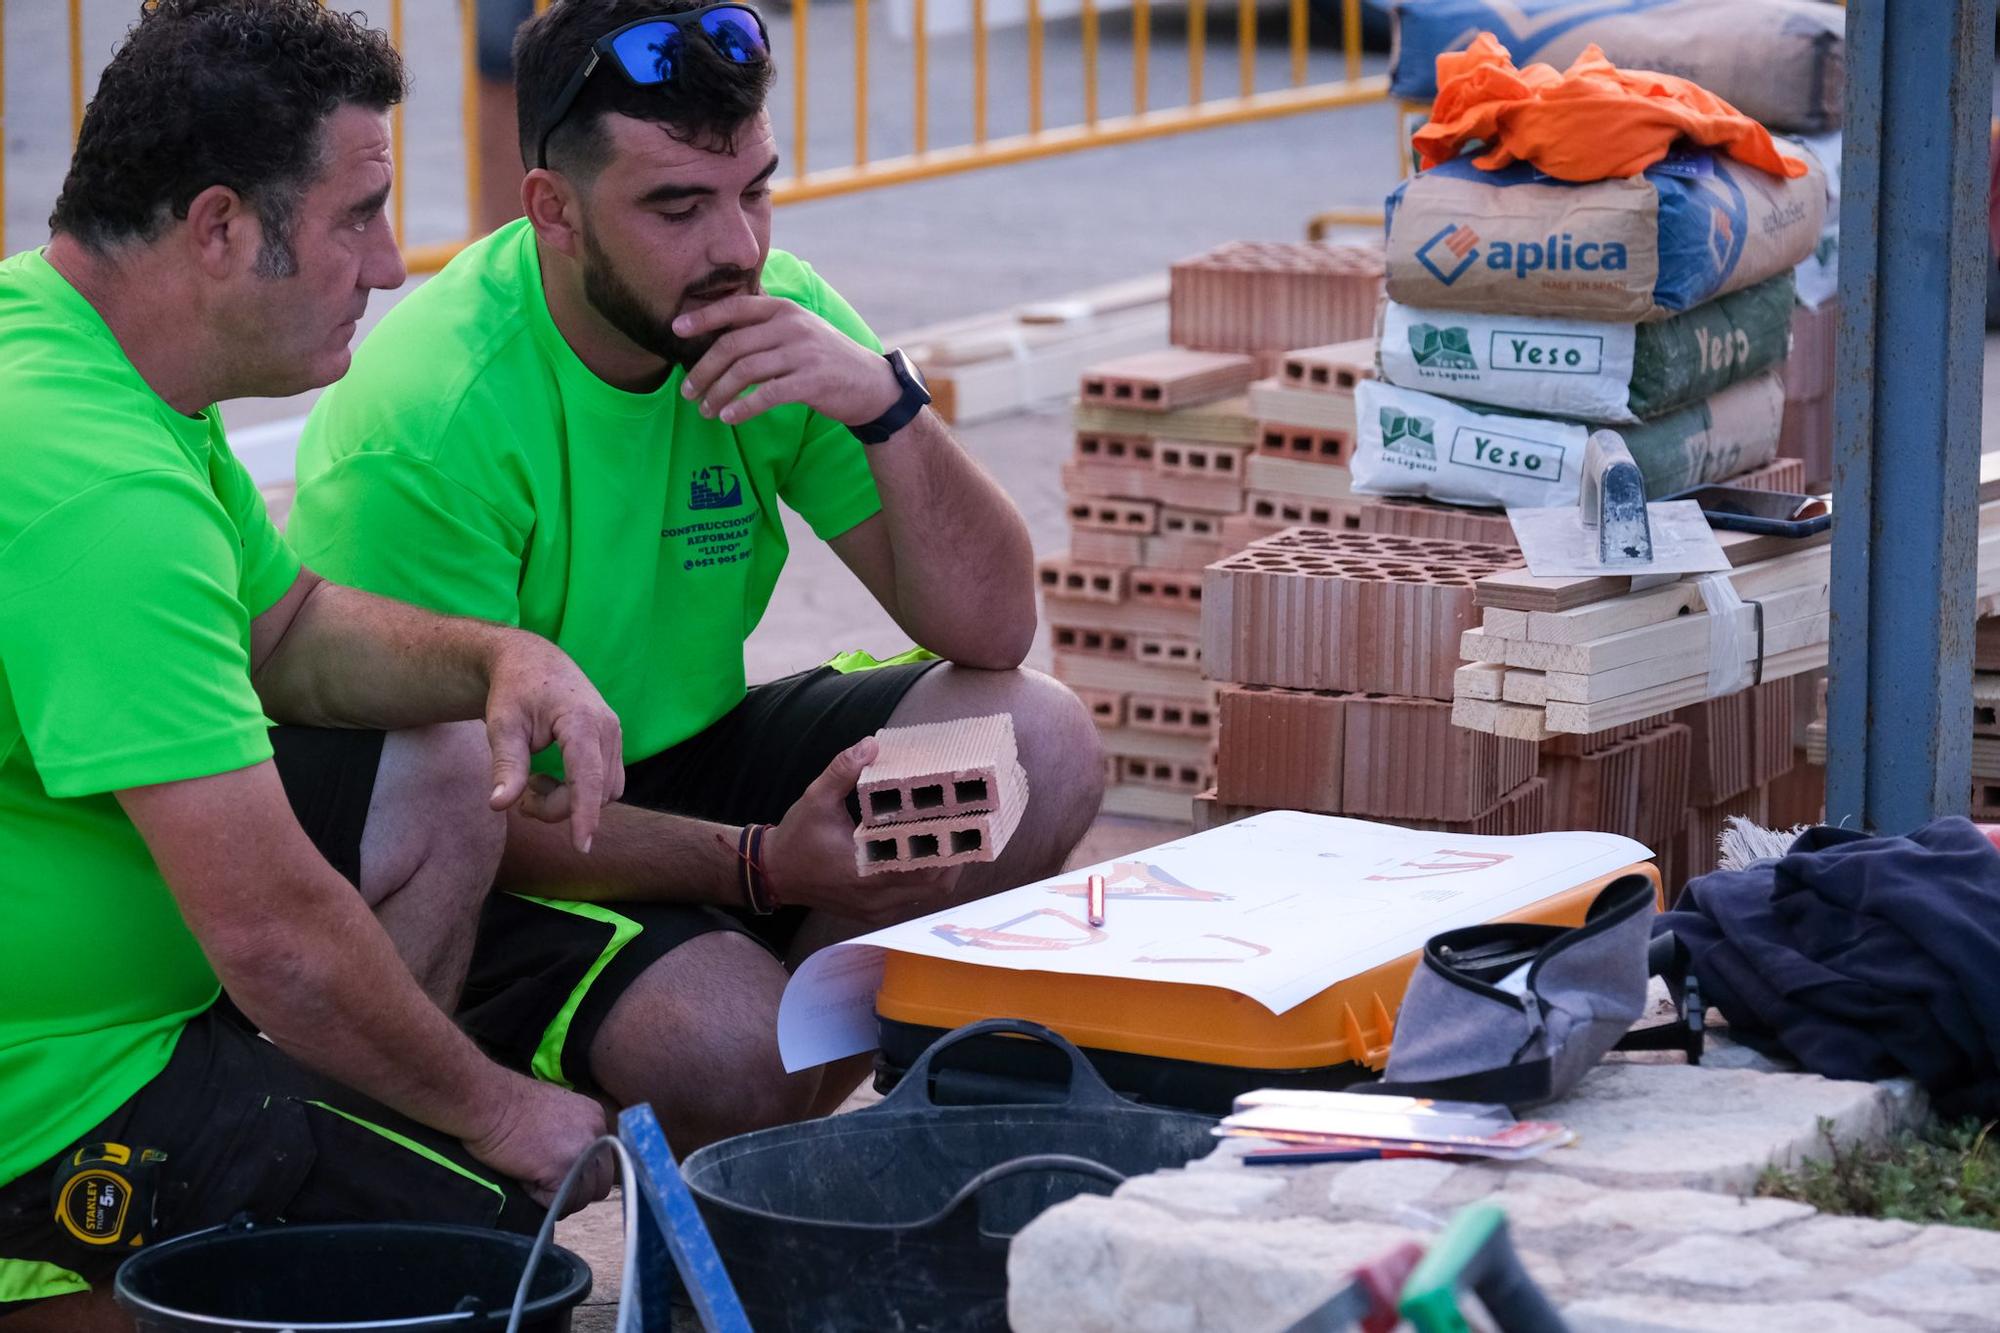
[1413,33,1808,183]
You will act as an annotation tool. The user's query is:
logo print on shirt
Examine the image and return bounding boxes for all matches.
[690,465,744,510]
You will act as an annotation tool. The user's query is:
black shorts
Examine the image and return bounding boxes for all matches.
[460,658,939,1085]
[0,1006,545,1309]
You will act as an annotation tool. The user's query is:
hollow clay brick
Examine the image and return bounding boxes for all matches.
[1071,686,1125,730]
[1126,692,1217,740]
[1257,424,1354,467]
[1780,298,1839,403]
[1202,528,1524,700]
[1339,694,1539,822]
[1154,439,1250,481]
[1071,528,1146,565]
[1063,459,1246,515]
[1979,619,2000,673]
[1192,787,1264,833]
[1075,433,1157,468]
[1635,723,1692,850]
[1036,558,1127,605]
[1242,492,1368,533]
[1049,624,1137,660]
[1674,693,1755,807]
[1678,785,1773,900]
[854,795,1027,875]
[1767,752,1825,829]
[1112,753,1216,795]
[1357,498,1518,549]
[1067,496,1159,535]
[1540,719,1658,759]
[1400,776,1549,836]
[1127,568,1205,614]
[1053,650,1213,703]
[857,713,1022,827]
[1543,724,1688,846]
[1749,678,1797,787]
[1169,241,1386,356]
[1133,634,1203,670]
[1778,391,1833,493]
[1728,456,1808,495]
[1281,339,1378,393]
[1079,349,1259,413]
[1215,684,1347,812]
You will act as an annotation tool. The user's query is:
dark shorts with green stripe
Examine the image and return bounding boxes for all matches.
[0,658,935,1310]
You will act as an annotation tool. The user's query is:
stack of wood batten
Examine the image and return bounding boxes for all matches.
[1038,241,1389,821]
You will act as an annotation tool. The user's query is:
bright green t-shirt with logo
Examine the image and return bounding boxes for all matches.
[0,251,301,1193]
[289,221,885,770]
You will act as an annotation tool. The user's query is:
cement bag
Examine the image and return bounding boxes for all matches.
[1353,380,1588,509]
[1789,131,1841,309]
[1389,0,1845,133]
[1618,370,1786,494]
[1384,149,1825,322]
[1378,272,1795,422]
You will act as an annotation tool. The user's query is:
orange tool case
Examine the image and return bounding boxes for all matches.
[875,863,1663,1114]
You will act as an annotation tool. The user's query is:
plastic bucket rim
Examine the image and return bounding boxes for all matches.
[679,1104,1215,1233]
[112,1221,591,1332]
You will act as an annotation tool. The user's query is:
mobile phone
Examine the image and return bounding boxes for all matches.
[1665,484,1832,538]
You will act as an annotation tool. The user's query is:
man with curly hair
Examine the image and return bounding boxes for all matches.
[0,5,632,1326]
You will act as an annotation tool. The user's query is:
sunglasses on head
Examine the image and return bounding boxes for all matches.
[536,4,772,170]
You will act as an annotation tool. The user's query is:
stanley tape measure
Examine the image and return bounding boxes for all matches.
[51,1142,168,1248]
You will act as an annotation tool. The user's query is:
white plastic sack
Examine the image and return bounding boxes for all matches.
[1352,381,1588,510]
[1790,132,1842,310]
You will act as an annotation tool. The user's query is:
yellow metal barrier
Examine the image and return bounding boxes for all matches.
[2,0,1391,272]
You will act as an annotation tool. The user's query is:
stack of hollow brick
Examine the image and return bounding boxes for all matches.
[854,714,1028,874]
[1778,298,1838,492]
[1194,527,1555,834]
[1043,241,1412,822]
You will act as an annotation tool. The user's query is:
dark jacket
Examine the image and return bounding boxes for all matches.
[1658,817,2000,1113]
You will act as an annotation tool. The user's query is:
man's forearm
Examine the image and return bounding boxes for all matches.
[867,410,1037,667]
[202,864,519,1143]
[499,801,745,906]
[253,578,506,730]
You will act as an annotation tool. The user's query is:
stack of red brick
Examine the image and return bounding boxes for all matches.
[1040,241,1397,821]
[1195,527,1553,833]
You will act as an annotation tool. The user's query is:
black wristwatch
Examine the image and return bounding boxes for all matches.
[850,348,932,445]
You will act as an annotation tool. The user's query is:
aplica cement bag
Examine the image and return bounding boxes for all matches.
[1384,149,1825,322]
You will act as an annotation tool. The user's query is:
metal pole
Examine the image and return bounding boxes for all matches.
[1826,0,1995,831]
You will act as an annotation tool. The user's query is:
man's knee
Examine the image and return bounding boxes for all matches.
[1007,671,1106,860]
[587,931,819,1149]
[361,720,505,906]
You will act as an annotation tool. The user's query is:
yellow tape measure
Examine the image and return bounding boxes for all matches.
[52,1142,167,1248]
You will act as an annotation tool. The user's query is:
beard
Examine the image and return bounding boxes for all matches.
[578,227,760,372]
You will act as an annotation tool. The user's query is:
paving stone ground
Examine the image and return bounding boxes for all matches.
[1007,1055,1964,1333]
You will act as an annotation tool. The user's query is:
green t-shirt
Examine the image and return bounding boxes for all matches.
[289,221,885,769]
[0,251,301,1189]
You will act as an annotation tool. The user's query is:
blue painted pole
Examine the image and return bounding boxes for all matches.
[1826,0,1994,831]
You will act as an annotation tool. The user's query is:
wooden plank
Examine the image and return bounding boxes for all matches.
[1475,527,1835,613]
[1509,582,1831,675]
[1452,697,1501,734]
[1544,643,1829,733]
[1503,670,1550,707]
[1518,546,1831,647]
[1073,394,1259,445]
[1454,661,1506,701]
[1483,607,1529,640]
[1541,613,1829,704]
[1460,628,1509,664]
[1493,702,1557,743]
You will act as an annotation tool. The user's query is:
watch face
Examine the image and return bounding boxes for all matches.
[892,349,930,395]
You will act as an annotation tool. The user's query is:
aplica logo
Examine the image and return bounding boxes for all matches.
[1379,408,1437,461]
[689,465,743,510]
[1409,322,1477,370]
[1419,224,1631,283]
[1415,223,1481,286]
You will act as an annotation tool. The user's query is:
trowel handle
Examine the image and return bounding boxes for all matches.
[1398,1203,1567,1333]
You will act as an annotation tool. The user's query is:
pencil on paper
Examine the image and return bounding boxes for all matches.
[1087,873,1106,928]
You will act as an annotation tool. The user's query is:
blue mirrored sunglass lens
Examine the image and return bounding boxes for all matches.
[608,22,682,84]
[698,11,769,62]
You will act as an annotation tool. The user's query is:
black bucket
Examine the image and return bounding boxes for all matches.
[679,1018,1217,1331]
[113,1220,592,1332]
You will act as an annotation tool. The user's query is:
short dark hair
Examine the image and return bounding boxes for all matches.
[50,0,405,272]
[514,0,773,175]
